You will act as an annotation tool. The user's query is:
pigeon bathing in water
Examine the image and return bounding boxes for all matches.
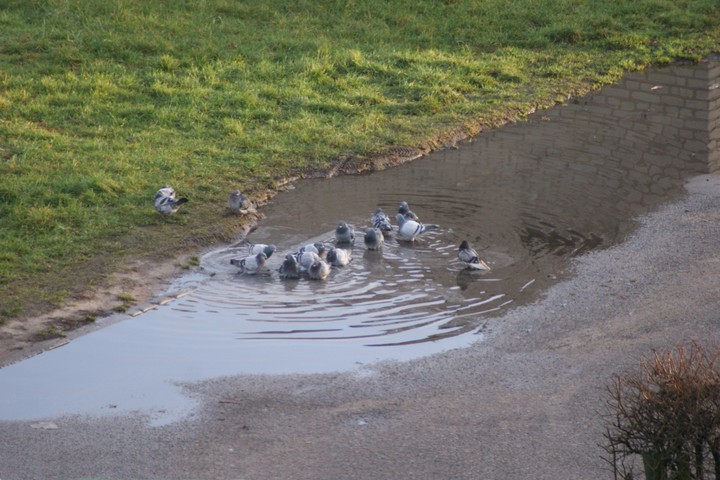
[244,240,276,259]
[371,208,393,233]
[227,190,251,214]
[335,221,355,244]
[458,240,491,271]
[154,185,188,215]
[398,201,419,222]
[297,242,326,258]
[326,247,352,267]
[395,213,439,242]
[308,260,331,280]
[230,252,267,274]
[278,254,301,279]
[295,251,323,273]
[363,227,384,250]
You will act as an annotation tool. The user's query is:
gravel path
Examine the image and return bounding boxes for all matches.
[2,174,719,480]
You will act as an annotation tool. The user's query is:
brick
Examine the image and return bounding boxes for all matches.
[646,72,677,85]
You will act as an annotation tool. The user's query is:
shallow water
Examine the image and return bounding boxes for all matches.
[0,60,717,424]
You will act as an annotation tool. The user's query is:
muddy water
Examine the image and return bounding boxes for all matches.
[0,60,717,425]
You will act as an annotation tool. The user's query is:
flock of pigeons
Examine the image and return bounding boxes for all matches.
[153,185,491,281]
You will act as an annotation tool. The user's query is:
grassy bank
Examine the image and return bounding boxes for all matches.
[1,0,719,327]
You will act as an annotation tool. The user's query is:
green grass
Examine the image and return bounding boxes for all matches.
[1,0,720,323]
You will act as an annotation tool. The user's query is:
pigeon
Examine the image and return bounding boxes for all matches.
[398,201,419,221]
[395,213,439,242]
[335,221,355,244]
[308,260,331,280]
[326,247,352,267]
[363,227,384,250]
[297,242,326,258]
[227,190,251,214]
[230,252,267,274]
[295,251,322,273]
[278,254,301,279]
[458,240,491,271]
[371,208,393,233]
[244,240,276,259]
[154,185,188,215]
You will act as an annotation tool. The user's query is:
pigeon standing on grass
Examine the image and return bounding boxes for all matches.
[326,247,352,267]
[154,185,188,215]
[244,240,276,259]
[278,254,301,279]
[458,240,491,271]
[308,260,331,280]
[371,208,393,233]
[395,213,439,242]
[335,221,355,244]
[398,201,419,222]
[227,190,251,214]
[230,252,268,274]
[363,227,384,250]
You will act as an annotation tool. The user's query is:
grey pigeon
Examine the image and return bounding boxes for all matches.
[398,201,419,221]
[335,221,355,244]
[371,208,393,233]
[295,251,322,273]
[154,185,188,215]
[278,254,301,279]
[297,242,326,258]
[230,251,267,274]
[227,190,251,214]
[395,213,439,242]
[458,240,491,271]
[326,247,352,267]
[363,227,384,250]
[308,260,331,280]
[244,240,276,259]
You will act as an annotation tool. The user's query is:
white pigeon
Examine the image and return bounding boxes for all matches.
[335,221,355,244]
[326,247,352,267]
[458,240,491,271]
[363,227,384,250]
[244,240,276,259]
[230,252,267,274]
[395,213,439,242]
[227,190,251,214]
[398,201,419,221]
[371,208,393,233]
[308,260,331,280]
[154,185,188,215]
[295,251,322,273]
[278,254,301,279]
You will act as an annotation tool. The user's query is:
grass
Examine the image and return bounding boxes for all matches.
[1,0,719,324]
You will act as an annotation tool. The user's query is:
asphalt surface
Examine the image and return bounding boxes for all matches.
[1,174,719,480]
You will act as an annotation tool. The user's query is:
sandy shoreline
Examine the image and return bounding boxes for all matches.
[1,174,718,479]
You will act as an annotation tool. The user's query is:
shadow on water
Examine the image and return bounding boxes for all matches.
[0,59,718,424]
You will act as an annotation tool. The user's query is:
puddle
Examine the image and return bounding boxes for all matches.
[0,59,718,425]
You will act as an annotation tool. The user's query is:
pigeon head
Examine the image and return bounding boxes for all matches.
[313,242,326,257]
[262,244,277,259]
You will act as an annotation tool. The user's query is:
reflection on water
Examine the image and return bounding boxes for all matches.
[193,58,716,346]
[0,59,718,423]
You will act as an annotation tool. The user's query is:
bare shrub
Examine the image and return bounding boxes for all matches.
[601,341,720,480]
